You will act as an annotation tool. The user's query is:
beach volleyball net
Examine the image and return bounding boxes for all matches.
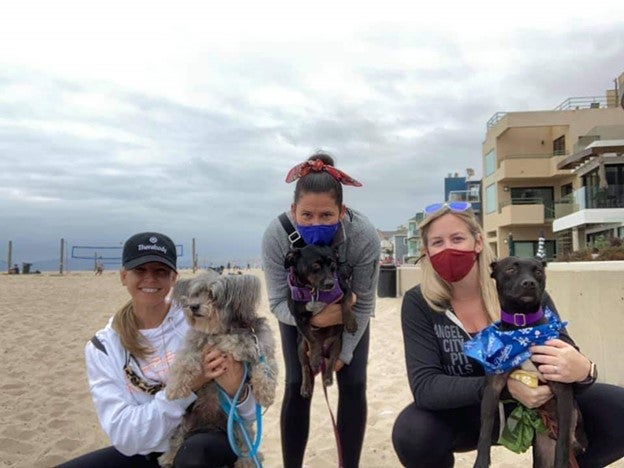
[71,244,184,266]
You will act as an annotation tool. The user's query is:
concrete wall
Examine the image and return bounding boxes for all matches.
[395,261,624,386]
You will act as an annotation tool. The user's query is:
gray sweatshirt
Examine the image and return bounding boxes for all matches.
[261,208,380,364]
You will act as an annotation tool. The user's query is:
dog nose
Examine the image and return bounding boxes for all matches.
[521,278,537,289]
[189,304,201,315]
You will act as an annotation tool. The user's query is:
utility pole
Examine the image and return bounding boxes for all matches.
[59,238,65,275]
[7,240,12,273]
[192,238,197,273]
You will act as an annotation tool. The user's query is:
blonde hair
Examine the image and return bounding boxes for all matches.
[111,301,152,359]
[418,207,500,322]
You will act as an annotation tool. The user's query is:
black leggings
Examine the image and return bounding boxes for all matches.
[392,383,624,468]
[57,431,237,468]
[278,321,370,468]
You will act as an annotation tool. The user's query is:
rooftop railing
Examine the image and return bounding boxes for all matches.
[486,96,609,131]
[486,112,507,130]
[554,96,608,111]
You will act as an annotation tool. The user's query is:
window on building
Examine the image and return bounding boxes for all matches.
[605,164,624,186]
[553,136,565,156]
[560,183,573,198]
[514,240,556,260]
[485,183,496,214]
[510,186,554,217]
[484,149,496,176]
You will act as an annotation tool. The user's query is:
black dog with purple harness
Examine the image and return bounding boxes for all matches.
[284,244,357,398]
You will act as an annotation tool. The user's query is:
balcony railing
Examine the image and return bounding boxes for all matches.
[499,198,555,219]
[551,185,624,219]
[500,152,562,161]
[584,184,624,209]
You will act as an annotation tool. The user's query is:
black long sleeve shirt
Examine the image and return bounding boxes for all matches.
[400,285,587,411]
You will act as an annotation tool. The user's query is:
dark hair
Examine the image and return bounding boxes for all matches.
[293,152,343,206]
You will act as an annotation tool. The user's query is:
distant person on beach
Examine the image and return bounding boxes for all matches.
[59,232,258,468]
[261,153,380,468]
[10,263,19,274]
[391,202,624,467]
[94,258,104,276]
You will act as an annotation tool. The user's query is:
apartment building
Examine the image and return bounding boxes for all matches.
[481,73,624,258]
[553,135,624,251]
[405,212,425,263]
[445,172,482,225]
[377,227,408,264]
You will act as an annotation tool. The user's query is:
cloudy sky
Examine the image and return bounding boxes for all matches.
[2,0,624,268]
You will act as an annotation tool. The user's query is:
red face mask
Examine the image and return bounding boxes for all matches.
[429,248,477,283]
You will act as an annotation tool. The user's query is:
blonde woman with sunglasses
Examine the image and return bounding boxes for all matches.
[391,203,624,467]
[59,232,257,468]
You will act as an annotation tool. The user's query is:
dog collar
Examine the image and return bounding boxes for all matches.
[464,307,565,374]
[287,270,344,304]
[500,307,544,327]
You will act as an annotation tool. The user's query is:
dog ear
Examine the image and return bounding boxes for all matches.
[179,295,189,306]
[284,250,301,269]
[489,261,498,278]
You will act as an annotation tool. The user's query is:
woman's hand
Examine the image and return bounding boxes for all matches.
[310,293,357,328]
[310,303,343,327]
[190,346,244,395]
[506,378,554,409]
[529,339,592,383]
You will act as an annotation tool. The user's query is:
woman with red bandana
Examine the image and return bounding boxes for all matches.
[261,152,380,468]
[391,203,624,467]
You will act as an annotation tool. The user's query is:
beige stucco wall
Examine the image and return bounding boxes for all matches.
[394,262,624,386]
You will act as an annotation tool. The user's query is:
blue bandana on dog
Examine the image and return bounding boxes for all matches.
[463,307,566,375]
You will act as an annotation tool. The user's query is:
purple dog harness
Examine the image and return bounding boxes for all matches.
[287,269,344,306]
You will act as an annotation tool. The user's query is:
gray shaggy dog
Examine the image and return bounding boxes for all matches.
[158,272,278,468]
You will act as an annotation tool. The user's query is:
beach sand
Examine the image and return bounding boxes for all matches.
[1,270,621,468]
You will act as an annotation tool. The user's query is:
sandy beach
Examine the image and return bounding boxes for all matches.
[1,270,622,468]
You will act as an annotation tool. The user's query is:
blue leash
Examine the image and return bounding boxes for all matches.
[218,361,263,468]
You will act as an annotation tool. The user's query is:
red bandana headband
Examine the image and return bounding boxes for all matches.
[285,159,362,186]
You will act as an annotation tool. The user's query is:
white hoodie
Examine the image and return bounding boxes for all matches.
[85,302,256,456]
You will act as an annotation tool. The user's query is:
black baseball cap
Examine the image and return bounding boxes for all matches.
[122,232,177,272]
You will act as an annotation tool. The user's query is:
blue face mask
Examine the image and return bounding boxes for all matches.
[296,222,340,246]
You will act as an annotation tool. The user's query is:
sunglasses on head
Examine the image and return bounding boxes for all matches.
[423,201,472,215]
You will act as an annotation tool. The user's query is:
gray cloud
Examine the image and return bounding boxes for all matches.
[2,18,624,268]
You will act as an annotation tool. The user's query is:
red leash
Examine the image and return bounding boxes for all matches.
[318,359,343,468]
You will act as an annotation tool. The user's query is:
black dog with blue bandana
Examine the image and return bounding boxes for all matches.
[473,256,586,468]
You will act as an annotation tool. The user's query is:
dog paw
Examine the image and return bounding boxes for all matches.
[300,383,312,398]
[158,452,174,468]
[345,317,358,333]
[473,454,490,468]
